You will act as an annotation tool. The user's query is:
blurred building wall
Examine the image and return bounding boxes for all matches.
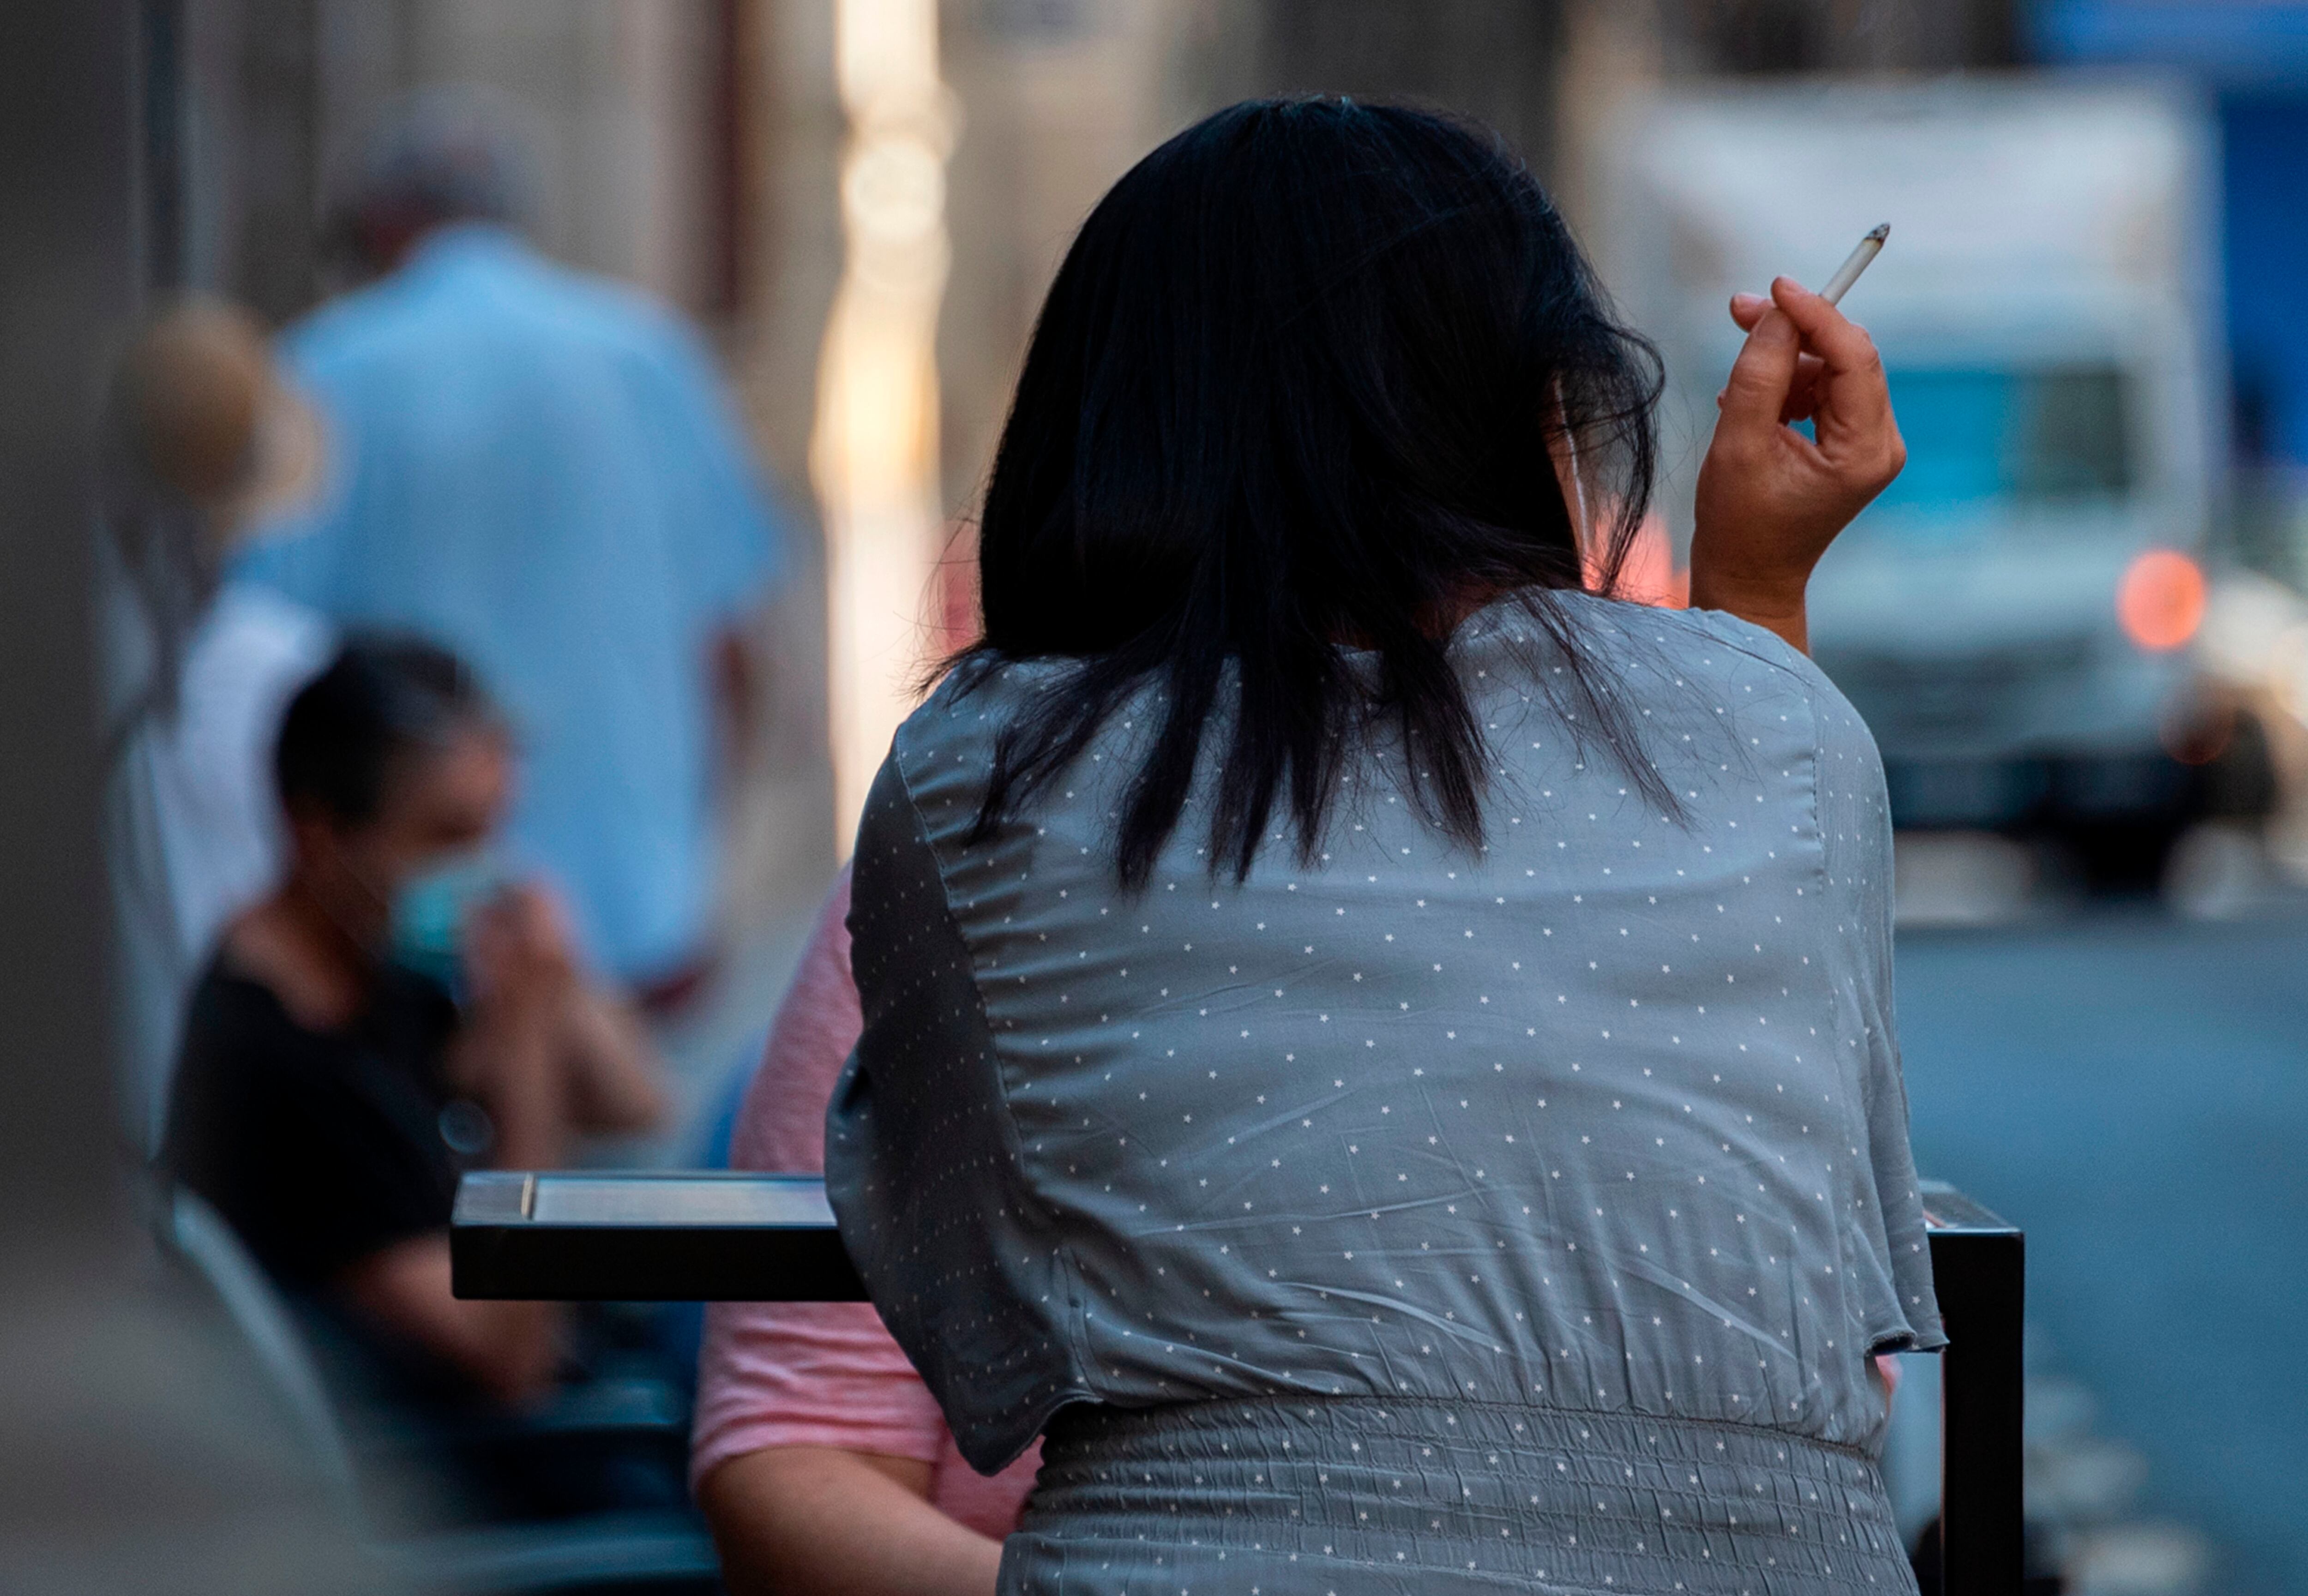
[721,0,844,912]
[172,0,734,320]
[2,5,395,1587]
[1654,0,2020,76]
[1250,0,1564,168]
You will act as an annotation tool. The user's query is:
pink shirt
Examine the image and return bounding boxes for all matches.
[690,870,1042,1538]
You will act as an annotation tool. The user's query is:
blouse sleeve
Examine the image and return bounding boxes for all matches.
[690,869,966,1488]
[1812,675,1947,1355]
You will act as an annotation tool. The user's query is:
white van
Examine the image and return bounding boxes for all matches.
[1598,78,2227,832]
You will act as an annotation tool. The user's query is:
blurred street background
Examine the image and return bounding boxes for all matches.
[1899,905,2308,1596]
[9,0,2308,1592]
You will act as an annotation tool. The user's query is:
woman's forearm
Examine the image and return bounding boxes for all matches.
[700,1445,1004,1596]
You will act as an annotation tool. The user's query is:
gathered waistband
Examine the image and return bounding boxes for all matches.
[1014,1397,1916,1595]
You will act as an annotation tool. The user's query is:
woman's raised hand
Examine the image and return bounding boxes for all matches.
[1689,276,1905,654]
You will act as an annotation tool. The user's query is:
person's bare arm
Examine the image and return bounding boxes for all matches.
[454,887,574,1167]
[338,1235,559,1405]
[1688,276,1906,654]
[559,984,668,1134]
[699,1446,1005,1596]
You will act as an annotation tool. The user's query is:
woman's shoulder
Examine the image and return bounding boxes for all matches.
[885,655,1100,799]
[909,653,1070,720]
[1641,600,1879,751]
[1467,589,1821,684]
[1467,592,1865,732]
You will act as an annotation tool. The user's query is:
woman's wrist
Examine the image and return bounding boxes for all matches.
[1685,563,1810,654]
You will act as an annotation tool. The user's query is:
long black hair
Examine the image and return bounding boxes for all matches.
[962,97,1667,888]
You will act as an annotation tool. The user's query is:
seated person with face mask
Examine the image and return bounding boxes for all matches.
[163,636,667,1414]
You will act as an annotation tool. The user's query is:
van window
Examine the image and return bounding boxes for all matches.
[1868,366,2132,516]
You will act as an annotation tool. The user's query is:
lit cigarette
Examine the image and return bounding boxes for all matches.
[1818,223,1890,306]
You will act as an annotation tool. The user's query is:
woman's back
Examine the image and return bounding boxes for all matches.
[831,596,1940,1481]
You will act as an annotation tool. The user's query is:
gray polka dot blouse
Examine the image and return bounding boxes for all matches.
[827,593,1946,1478]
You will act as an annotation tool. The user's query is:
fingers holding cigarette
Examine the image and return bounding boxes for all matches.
[1767,276,1892,436]
[1717,276,1869,429]
[1729,290,1827,423]
[1722,277,1900,485]
[1720,223,1889,420]
[1722,257,1893,443]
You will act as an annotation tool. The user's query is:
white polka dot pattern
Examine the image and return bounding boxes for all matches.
[827,594,1945,1478]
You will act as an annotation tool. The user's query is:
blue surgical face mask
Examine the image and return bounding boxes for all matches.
[389,850,506,992]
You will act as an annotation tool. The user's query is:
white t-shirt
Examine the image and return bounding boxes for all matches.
[112,583,334,1145]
